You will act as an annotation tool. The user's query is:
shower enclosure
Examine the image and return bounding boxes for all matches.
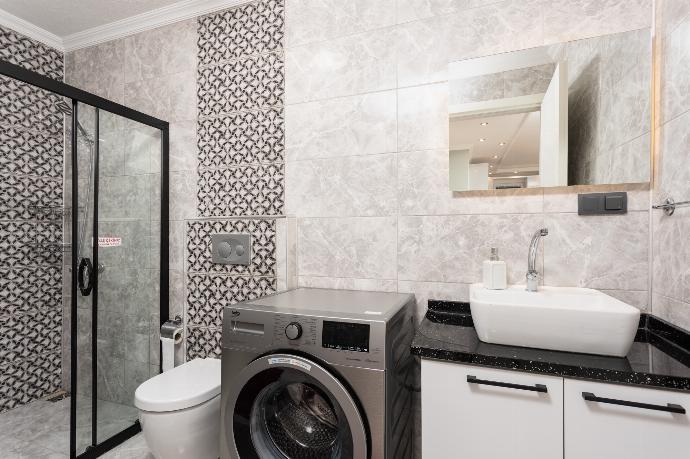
[0,59,168,458]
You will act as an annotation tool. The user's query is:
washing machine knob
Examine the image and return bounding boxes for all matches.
[285,322,303,340]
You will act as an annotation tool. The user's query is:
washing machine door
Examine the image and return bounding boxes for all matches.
[225,353,368,459]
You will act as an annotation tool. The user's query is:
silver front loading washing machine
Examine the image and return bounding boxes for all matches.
[220,288,416,459]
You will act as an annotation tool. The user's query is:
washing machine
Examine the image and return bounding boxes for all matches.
[220,288,416,459]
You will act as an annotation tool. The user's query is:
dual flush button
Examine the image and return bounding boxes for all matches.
[211,234,251,266]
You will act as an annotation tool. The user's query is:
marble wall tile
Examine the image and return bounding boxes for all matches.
[285,154,397,217]
[99,175,151,221]
[65,40,125,103]
[396,0,504,24]
[652,293,690,332]
[397,1,544,87]
[169,220,186,271]
[297,276,398,293]
[285,28,397,104]
[285,0,396,47]
[652,211,690,304]
[543,212,649,290]
[398,214,544,284]
[397,83,448,152]
[542,0,652,45]
[608,134,651,185]
[397,280,470,323]
[657,0,690,38]
[124,19,197,84]
[169,121,198,172]
[600,289,649,312]
[124,70,197,123]
[655,109,690,197]
[297,217,397,279]
[398,149,544,215]
[395,14,450,87]
[169,269,185,321]
[285,91,397,161]
[169,170,197,220]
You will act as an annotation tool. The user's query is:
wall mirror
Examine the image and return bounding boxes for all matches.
[448,28,651,191]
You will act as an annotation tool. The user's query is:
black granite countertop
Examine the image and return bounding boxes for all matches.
[412,300,690,392]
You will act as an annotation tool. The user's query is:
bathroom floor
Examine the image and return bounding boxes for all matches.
[0,396,138,458]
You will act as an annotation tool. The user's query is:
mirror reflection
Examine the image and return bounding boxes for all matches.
[448,28,651,191]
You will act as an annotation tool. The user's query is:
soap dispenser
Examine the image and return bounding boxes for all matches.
[483,247,507,290]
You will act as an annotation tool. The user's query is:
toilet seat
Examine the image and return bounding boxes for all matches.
[135,358,221,412]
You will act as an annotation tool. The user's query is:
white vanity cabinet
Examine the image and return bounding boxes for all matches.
[422,361,690,459]
[421,360,564,459]
[564,379,690,458]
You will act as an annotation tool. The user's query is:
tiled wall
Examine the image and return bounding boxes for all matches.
[0,26,64,412]
[284,0,654,325]
[65,0,288,364]
[189,0,285,358]
[652,0,690,330]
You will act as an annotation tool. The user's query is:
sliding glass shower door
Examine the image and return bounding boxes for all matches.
[70,103,167,457]
[0,57,168,458]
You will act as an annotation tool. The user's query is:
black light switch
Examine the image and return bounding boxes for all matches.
[578,192,627,215]
[605,195,625,211]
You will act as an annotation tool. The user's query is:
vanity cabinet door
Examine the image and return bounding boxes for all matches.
[422,360,564,459]
[564,379,690,458]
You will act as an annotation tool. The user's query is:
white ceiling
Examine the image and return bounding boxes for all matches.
[0,0,180,36]
[450,111,541,175]
[0,0,243,51]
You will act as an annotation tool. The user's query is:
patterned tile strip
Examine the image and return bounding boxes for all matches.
[0,25,64,412]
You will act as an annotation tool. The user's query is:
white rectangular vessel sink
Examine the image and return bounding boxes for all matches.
[469,284,640,357]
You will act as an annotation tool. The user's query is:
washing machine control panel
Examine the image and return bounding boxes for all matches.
[271,313,386,370]
[284,322,302,340]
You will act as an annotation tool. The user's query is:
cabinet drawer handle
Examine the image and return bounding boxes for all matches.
[466,375,548,393]
[582,392,686,414]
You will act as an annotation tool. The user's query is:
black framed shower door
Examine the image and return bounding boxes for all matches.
[0,59,169,459]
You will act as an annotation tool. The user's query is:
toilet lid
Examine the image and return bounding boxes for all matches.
[135,358,221,412]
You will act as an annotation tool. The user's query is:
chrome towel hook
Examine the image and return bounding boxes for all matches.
[652,197,690,216]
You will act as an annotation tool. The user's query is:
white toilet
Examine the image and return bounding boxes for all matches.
[134,358,221,459]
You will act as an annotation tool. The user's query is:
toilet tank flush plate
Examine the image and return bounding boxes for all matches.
[212,233,252,266]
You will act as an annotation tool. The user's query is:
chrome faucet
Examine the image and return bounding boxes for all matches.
[526,228,548,292]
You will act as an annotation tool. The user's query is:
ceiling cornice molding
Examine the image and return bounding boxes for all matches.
[62,0,251,51]
[0,7,63,51]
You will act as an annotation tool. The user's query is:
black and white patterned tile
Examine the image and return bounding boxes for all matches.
[0,266,62,314]
[0,24,64,412]
[186,219,277,276]
[0,309,62,363]
[197,164,284,217]
[187,274,276,328]
[198,0,284,66]
[0,26,63,80]
[198,52,284,117]
[198,107,284,167]
[0,351,61,413]
[186,327,223,360]
[0,174,63,221]
[0,126,63,178]
[188,0,285,359]
[0,76,64,134]
[0,221,63,267]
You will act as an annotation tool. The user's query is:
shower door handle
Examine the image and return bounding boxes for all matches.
[78,257,94,296]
